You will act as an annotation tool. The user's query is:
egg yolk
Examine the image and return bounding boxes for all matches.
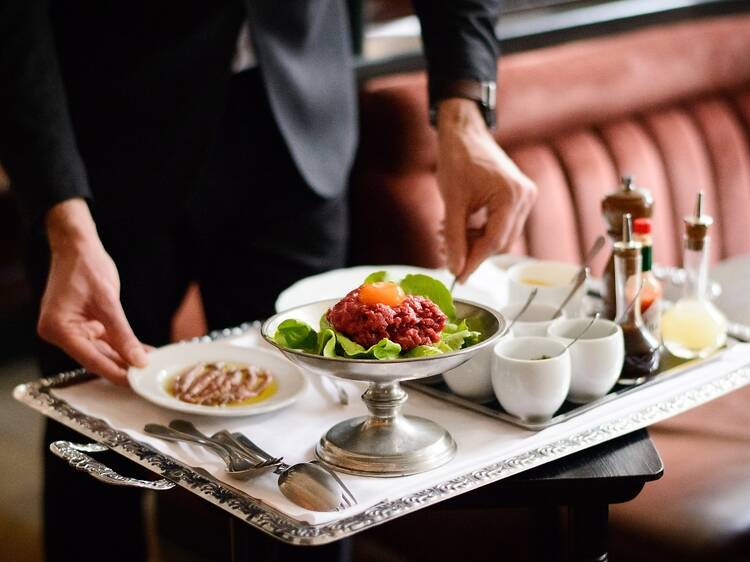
[359,282,407,307]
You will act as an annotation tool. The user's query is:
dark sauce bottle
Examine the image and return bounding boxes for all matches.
[615,214,660,384]
[601,176,654,320]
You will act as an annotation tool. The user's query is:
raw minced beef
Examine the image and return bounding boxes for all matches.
[326,288,447,351]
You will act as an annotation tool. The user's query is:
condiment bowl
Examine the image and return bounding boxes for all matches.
[491,336,571,422]
[500,302,564,337]
[507,260,584,316]
[547,317,624,403]
[442,345,497,402]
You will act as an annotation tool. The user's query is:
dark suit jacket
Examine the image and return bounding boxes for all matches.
[0,0,499,225]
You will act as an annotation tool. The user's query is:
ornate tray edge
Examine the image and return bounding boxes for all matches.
[13,354,750,545]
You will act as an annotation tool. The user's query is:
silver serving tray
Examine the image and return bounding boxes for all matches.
[405,347,729,431]
[13,325,750,545]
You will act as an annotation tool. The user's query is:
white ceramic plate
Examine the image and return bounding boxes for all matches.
[274,263,507,312]
[128,342,307,417]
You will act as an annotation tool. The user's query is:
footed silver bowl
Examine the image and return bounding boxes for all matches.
[261,299,505,476]
[262,299,506,477]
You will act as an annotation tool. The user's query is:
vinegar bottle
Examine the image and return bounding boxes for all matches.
[662,192,727,359]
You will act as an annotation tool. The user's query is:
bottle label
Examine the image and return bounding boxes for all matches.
[641,245,653,272]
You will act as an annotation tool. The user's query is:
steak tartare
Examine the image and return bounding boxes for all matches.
[326,286,447,351]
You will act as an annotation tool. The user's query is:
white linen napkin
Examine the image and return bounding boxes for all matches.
[51,335,750,525]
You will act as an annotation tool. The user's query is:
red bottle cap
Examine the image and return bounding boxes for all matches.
[633,217,651,235]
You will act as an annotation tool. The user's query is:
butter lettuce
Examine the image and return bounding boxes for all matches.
[363,270,390,284]
[398,273,456,320]
[273,316,402,360]
[273,319,318,353]
[272,271,483,360]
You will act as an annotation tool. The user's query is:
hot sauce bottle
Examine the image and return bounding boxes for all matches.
[601,176,654,320]
[615,214,660,385]
[632,218,662,339]
[661,192,727,359]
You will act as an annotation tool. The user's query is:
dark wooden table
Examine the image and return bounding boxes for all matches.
[445,428,663,562]
[231,428,662,562]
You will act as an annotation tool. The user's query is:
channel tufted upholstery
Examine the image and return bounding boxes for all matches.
[351,15,750,277]
[349,14,750,561]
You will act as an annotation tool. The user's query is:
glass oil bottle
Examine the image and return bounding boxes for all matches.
[661,192,727,359]
[615,213,660,384]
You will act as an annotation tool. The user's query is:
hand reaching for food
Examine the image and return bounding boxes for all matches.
[37,198,148,385]
[436,98,537,283]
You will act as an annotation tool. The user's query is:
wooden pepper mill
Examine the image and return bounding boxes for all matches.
[601,176,654,319]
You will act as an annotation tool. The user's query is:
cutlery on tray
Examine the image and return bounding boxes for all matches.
[217,430,357,510]
[145,419,356,512]
[143,424,277,479]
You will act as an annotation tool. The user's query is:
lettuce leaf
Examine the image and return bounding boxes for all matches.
[398,274,456,320]
[441,320,482,351]
[363,270,390,284]
[272,319,318,353]
[336,332,402,359]
[275,315,402,359]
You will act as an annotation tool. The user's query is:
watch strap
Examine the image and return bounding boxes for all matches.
[429,79,497,129]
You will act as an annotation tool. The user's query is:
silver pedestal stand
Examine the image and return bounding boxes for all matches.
[262,299,505,477]
[317,381,456,476]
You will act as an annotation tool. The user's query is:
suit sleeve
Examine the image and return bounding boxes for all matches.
[0,0,91,222]
[412,0,501,105]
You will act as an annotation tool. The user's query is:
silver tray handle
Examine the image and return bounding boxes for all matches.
[50,441,176,491]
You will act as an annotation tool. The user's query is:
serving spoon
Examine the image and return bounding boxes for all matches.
[171,420,352,512]
[502,288,538,337]
[570,235,606,283]
[551,267,589,319]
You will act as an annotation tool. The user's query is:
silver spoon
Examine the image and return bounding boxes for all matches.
[570,235,606,283]
[172,420,349,512]
[502,288,538,337]
[227,431,357,510]
[556,313,600,357]
[552,266,589,319]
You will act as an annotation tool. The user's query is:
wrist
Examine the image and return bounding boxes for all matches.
[45,198,99,254]
[437,98,489,137]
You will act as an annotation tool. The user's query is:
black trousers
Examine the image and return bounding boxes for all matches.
[30,69,350,562]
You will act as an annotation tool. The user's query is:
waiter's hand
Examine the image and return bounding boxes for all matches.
[437,98,537,282]
[37,198,148,385]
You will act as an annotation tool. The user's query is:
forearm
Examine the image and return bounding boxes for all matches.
[412,0,501,102]
[0,0,92,222]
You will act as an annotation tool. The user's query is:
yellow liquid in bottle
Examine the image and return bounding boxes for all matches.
[661,299,727,359]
